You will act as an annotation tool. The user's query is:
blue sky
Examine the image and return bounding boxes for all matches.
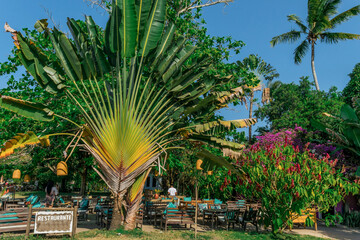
[1,0,360,132]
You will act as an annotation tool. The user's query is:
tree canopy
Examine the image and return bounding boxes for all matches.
[255,77,344,132]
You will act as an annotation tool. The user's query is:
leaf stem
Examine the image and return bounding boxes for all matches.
[53,114,81,128]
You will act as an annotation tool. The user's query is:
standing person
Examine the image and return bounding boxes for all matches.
[168,185,177,197]
[45,181,59,207]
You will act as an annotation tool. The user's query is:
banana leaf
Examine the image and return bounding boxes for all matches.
[0,132,49,158]
[190,119,257,134]
[189,134,246,150]
[196,149,236,172]
[0,95,54,122]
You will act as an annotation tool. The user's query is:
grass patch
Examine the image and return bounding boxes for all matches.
[75,228,325,240]
[0,228,326,240]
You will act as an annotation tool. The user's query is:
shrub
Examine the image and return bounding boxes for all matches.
[235,140,359,233]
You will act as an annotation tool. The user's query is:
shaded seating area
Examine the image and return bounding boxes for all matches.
[140,196,264,232]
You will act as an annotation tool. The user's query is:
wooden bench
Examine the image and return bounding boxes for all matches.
[160,207,195,232]
[0,209,34,233]
[291,208,317,231]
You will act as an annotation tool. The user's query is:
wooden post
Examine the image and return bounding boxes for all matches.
[25,205,33,238]
[195,180,198,239]
[72,205,78,238]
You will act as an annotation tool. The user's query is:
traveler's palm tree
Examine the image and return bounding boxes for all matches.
[237,54,279,142]
[271,0,360,91]
[0,0,256,229]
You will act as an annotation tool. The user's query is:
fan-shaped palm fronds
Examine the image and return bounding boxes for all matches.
[0,0,255,230]
[237,54,279,142]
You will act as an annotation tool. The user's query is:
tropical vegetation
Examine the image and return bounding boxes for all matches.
[255,77,344,133]
[271,0,360,90]
[1,0,360,238]
[343,63,360,105]
[0,0,257,230]
[236,54,279,142]
[235,129,359,233]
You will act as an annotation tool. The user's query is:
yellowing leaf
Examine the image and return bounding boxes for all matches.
[0,132,49,158]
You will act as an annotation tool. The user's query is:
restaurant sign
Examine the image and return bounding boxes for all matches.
[34,211,73,234]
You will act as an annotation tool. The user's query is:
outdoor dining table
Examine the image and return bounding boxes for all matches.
[203,208,228,229]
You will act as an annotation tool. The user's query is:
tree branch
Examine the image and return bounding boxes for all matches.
[85,0,110,13]
[178,0,233,14]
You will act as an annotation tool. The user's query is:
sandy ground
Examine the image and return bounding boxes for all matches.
[287,224,360,240]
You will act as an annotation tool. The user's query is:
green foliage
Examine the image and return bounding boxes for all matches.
[0,27,96,192]
[343,211,360,228]
[312,102,360,158]
[0,0,260,229]
[343,63,360,105]
[255,77,344,132]
[235,141,359,233]
[0,1,256,199]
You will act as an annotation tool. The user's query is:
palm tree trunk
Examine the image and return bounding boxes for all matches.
[311,41,320,91]
[109,193,124,230]
[124,196,141,230]
[249,91,254,143]
[124,169,151,230]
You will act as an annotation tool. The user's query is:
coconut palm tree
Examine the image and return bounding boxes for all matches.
[0,0,256,230]
[237,54,279,142]
[271,0,360,91]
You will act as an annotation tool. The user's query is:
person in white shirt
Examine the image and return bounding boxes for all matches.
[168,185,177,197]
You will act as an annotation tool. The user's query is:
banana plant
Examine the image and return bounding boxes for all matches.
[0,0,256,229]
[312,103,360,156]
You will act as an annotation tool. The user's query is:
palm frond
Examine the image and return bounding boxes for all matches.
[330,5,360,28]
[287,14,308,33]
[310,0,339,33]
[294,39,310,64]
[320,0,341,18]
[307,0,321,27]
[320,32,360,44]
[238,54,279,84]
[270,30,302,47]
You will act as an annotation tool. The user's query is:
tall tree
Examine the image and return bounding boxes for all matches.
[271,0,360,91]
[237,54,279,142]
[0,0,256,230]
